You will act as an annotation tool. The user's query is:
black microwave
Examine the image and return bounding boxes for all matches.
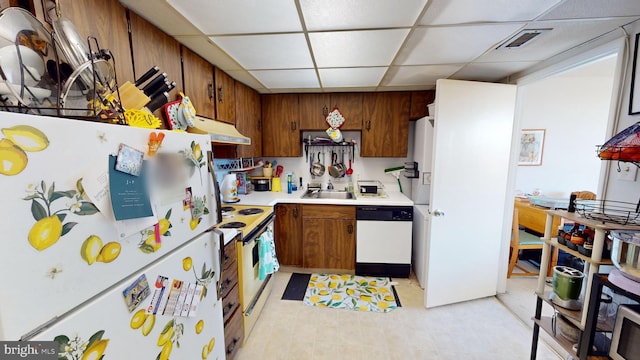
[610,304,640,360]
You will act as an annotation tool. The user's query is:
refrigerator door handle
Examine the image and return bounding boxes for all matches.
[208,151,223,224]
[212,228,224,302]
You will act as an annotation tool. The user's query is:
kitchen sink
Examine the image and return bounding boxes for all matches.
[301,189,355,200]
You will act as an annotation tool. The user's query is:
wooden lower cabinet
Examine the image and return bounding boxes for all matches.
[224,306,243,359]
[274,203,302,266]
[301,205,356,270]
[221,239,243,359]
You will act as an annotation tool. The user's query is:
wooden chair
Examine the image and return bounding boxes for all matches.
[508,208,545,278]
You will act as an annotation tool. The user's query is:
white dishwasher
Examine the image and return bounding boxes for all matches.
[355,206,413,278]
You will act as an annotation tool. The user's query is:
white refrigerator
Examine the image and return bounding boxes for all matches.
[0,112,225,360]
[411,116,434,289]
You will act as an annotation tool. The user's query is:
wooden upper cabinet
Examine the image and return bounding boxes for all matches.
[53,0,134,87]
[298,93,363,130]
[235,81,262,158]
[214,67,235,124]
[361,92,410,157]
[299,93,329,130]
[261,94,300,157]
[182,47,214,118]
[409,90,436,120]
[330,93,362,130]
[129,12,182,118]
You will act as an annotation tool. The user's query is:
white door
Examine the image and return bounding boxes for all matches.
[425,79,516,308]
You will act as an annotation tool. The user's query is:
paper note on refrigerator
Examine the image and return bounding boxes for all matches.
[109,155,154,221]
[82,157,157,239]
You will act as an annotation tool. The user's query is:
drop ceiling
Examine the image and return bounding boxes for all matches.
[119,0,640,93]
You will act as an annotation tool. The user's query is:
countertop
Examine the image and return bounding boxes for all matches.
[225,188,414,207]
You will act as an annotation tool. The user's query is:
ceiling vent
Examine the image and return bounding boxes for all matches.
[496,29,552,50]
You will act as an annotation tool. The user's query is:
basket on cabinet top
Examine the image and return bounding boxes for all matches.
[574,199,640,225]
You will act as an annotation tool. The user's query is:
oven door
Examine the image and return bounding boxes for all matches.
[239,219,274,310]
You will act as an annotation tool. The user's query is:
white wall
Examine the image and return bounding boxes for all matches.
[218,129,415,197]
[605,20,640,202]
[514,56,617,198]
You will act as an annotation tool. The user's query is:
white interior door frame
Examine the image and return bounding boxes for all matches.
[496,37,626,293]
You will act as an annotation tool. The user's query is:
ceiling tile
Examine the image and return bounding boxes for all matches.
[383,65,463,87]
[451,62,539,82]
[210,34,313,70]
[396,24,524,65]
[477,18,638,63]
[310,29,410,68]
[540,0,640,20]
[318,68,388,87]
[420,0,561,25]
[249,69,319,89]
[300,0,427,31]
[168,0,301,34]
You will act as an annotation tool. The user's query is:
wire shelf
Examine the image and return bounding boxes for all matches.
[215,158,264,172]
[574,199,640,225]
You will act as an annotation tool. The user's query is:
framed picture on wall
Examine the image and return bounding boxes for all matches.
[630,33,640,115]
[518,129,545,166]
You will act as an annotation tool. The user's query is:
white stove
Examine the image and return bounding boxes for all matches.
[217,204,275,341]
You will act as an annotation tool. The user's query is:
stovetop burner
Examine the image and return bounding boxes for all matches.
[238,208,265,215]
[220,222,246,229]
[221,206,236,212]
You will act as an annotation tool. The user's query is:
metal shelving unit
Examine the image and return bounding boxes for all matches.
[530,210,640,360]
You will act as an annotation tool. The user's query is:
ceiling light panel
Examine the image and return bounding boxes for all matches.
[300,0,428,31]
[249,69,319,89]
[319,67,388,87]
[420,0,561,25]
[310,29,410,68]
[477,17,637,63]
[167,0,302,34]
[396,24,523,65]
[210,34,313,70]
[383,65,463,87]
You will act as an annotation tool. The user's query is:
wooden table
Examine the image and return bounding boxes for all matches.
[514,198,562,235]
[514,198,561,275]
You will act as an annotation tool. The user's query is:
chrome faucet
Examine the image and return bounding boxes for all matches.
[326,180,334,190]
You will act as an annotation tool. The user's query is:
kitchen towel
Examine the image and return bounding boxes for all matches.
[303,274,400,313]
[258,228,279,280]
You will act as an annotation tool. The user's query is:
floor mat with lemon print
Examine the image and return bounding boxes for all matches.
[303,274,399,313]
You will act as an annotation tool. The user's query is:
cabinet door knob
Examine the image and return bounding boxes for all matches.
[365,120,371,131]
[293,207,298,218]
[208,82,214,100]
[218,86,223,102]
[347,224,353,234]
[291,121,297,131]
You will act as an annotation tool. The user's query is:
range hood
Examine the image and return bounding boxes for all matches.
[187,116,251,145]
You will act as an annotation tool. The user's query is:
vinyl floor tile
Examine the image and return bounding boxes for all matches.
[235,269,563,360]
